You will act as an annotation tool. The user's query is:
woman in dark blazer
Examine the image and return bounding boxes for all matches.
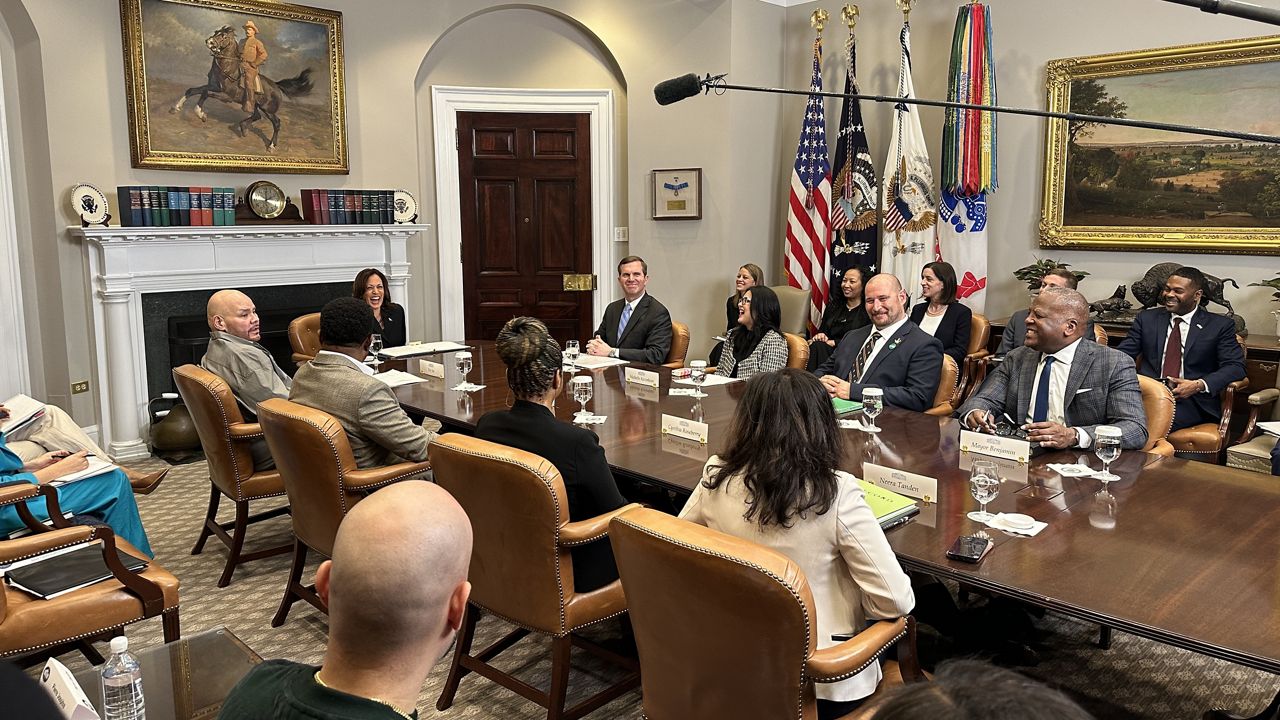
[353,267,406,348]
[475,317,629,592]
[909,261,971,368]
[807,265,871,372]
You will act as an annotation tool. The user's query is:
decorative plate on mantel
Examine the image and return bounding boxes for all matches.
[70,183,110,226]
[392,189,418,224]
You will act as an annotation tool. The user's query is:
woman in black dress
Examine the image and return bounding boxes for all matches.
[353,267,406,348]
[711,263,763,365]
[908,261,972,368]
[806,265,871,372]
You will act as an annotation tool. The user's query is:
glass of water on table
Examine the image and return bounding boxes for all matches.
[967,459,1000,523]
[1094,425,1122,484]
[564,340,580,368]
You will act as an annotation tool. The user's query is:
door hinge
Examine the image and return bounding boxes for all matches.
[563,274,597,291]
[455,129,459,151]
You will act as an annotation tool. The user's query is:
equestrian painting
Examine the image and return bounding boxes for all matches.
[121,0,347,173]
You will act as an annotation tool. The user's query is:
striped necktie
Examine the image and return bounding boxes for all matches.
[850,331,882,383]
[617,302,633,340]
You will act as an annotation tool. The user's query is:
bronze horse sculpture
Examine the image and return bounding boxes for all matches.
[170,26,314,152]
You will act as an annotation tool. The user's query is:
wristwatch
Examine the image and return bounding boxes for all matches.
[610,349,619,358]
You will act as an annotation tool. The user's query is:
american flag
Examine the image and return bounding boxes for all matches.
[784,37,831,332]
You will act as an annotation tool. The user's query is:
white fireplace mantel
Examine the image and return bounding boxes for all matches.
[72,223,427,459]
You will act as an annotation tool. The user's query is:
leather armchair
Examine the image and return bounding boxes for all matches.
[1227,383,1280,474]
[429,434,641,720]
[1166,336,1250,463]
[609,508,924,720]
[0,482,180,662]
[955,313,991,404]
[1094,324,1110,345]
[172,365,291,587]
[255,398,429,626]
[287,312,321,367]
[663,320,691,369]
[784,331,809,370]
[1138,375,1176,458]
[926,355,959,417]
[772,285,811,336]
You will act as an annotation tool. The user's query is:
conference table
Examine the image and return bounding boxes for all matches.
[393,342,1280,690]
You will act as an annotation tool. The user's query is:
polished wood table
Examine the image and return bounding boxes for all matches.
[394,343,1280,680]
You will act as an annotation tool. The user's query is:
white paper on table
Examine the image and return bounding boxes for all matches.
[374,369,429,388]
[575,414,607,424]
[49,457,118,487]
[379,341,470,358]
[1047,463,1100,478]
[1,393,46,435]
[986,513,1048,537]
[1258,421,1280,438]
[669,388,699,397]
[673,374,741,387]
[450,383,487,392]
[573,355,629,369]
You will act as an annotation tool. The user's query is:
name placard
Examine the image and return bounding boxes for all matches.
[661,413,708,444]
[862,462,938,504]
[958,450,1029,484]
[960,429,1030,464]
[625,382,660,403]
[662,433,710,461]
[417,359,446,379]
[624,367,660,387]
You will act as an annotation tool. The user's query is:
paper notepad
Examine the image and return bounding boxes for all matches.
[856,479,920,529]
[378,341,470,358]
[49,457,119,487]
[1258,421,1280,438]
[0,394,46,435]
[573,355,629,369]
[374,369,429,388]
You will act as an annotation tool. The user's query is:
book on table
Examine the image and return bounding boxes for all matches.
[0,393,46,435]
[4,540,148,600]
[832,397,864,415]
[857,479,919,529]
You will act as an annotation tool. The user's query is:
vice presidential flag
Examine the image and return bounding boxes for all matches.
[784,36,832,331]
[830,30,880,281]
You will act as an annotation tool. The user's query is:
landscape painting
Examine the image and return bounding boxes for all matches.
[1040,36,1280,255]
[121,0,347,173]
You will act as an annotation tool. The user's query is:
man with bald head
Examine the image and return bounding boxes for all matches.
[958,287,1147,449]
[200,289,291,469]
[813,273,944,412]
[218,481,473,718]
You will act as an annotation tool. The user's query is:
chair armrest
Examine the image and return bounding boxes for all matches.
[345,462,431,491]
[0,525,94,563]
[560,503,644,546]
[228,422,264,440]
[807,618,909,682]
[661,360,684,370]
[1149,439,1175,457]
[1248,388,1279,406]
[0,481,40,509]
[1233,388,1279,446]
[965,349,991,361]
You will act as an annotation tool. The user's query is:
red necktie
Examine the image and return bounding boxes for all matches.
[1162,317,1183,379]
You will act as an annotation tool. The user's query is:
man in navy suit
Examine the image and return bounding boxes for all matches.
[813,273,943,412]
[586,256,673,365]
[1116,266,1246,431]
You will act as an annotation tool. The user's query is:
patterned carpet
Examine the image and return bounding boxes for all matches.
[39,457,1278,720]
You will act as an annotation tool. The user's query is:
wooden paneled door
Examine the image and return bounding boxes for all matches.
[457,111,594,344]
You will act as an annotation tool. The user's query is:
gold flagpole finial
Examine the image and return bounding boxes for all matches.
[841,4,859,31]
[811,8,829,33]
[896,0,912,21]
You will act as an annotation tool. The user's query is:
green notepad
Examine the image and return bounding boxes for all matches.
[832,398,863,415]
[857,479,920,529]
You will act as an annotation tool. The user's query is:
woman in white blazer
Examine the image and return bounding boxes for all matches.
[679,369,915,719]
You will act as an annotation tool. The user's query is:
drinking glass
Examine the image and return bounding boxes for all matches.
[1094,425,1122,483]
[571,375,594,421]
[862,388,883,433]
[967,459,1000,523]
[689,360,708,398]
[564,340,580,368]
[369,334,384,370]
[455,351,473,390]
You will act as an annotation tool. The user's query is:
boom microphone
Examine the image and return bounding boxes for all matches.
[654,73,703,106]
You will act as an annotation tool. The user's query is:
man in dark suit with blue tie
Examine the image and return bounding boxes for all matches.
[586,256,673,365]
[1115,266,1246,432]
[813,273,943,412]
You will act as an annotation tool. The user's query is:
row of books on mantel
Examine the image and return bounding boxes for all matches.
[116,186,236,227]
[299,189,397,225]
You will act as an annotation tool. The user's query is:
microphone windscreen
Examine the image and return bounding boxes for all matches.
[654,74,702,106]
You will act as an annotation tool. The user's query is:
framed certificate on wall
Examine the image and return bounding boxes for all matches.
[652,168,702,220]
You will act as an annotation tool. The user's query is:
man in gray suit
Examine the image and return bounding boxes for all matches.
[958,287,1147,450]
[290,297,439,468]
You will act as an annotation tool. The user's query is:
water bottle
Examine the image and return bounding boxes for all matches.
[101,635,145,720]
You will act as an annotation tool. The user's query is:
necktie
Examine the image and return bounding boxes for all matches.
[617,302,633,340]
[850,331,882,383]
[1032,355,1056,423]
[1162,317,1183,379]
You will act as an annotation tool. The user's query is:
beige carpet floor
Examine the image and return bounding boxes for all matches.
[35,457,1280,719]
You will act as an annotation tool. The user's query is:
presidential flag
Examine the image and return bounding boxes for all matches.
[829,29,880,281]
[937,2,998,312]
[880,21,936,302]
[784,36,832,331]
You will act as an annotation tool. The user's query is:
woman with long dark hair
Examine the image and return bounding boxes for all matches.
[679,369,914,717]
[711,263,764,366]
[352,268,406,348]
[909,261,971,368]
[475,317,629,592]
[807,265,871,371]
[715,285,788,379]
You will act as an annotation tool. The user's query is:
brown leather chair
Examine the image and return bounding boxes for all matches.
[1138,375,1176,458]
[663,320,691,369]
[288,312,321,367]
[172,364,291,587]
[610,507,924,720]
[255,398,431,627]
[0,483,180,662]
[784,331,810,370]
[1094,324,1110,345]
[926,355,959,417]
[1227,384,1279,474]
[772,284,811,335]
[430,434,642,720]
[955,313,991,404]
[1165,335,1250,463]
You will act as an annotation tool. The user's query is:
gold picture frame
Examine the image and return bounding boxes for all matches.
[120,0,347,173]
[1040,35,1280,255]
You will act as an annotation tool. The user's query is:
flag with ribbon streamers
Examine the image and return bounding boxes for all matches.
[830,30,879,280]
[937,2,998,312]
[784,36,832,331]
[880,21,936,301]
